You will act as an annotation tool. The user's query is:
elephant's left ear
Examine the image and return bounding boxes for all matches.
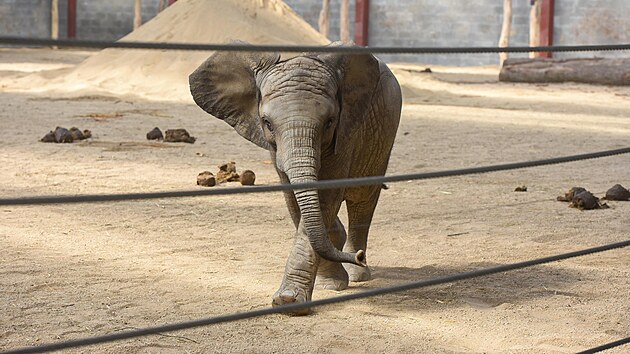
[189,43,280,150]
[316,43,381,147]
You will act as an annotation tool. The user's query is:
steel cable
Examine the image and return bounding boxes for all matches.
[576,336,630,354]
[1,146,629,206]
[1,37,630,54]
[2,239,628,354]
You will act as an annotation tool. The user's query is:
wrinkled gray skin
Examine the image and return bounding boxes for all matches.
[190,43,401,314]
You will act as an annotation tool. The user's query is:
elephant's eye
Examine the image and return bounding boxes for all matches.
[263,119,273,132]
[326,118,335,129]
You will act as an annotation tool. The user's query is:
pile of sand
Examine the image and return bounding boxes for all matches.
[12,0,329,101]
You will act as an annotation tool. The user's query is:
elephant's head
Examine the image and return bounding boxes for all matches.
[189,43,381,267]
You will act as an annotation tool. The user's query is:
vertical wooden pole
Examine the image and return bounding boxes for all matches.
[51,0,59,44]
[539,0,555,58]
[134,0,142,30]
[354,0,369,46]
[529,0,541,58]
[67,0,76,39]
[340,0,350,43]
[318,0,331,39]
[498,0,512,66]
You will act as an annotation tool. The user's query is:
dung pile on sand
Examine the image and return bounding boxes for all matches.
[29,0,329,101]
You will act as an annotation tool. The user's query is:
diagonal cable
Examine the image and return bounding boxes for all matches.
[1,146,629,206]
[3,239,629,354]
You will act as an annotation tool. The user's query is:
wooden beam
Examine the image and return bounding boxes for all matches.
[340,0,350,43]
[539,0,554,58]
[529,0,541,58]
[318,0,330,38]
[498,0,512,66]
[354,0,369,46]
[134,0,142,30]
[67,0,76,39]
[51,0,59,41]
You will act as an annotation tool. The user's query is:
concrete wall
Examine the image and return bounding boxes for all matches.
[2,0,628,65]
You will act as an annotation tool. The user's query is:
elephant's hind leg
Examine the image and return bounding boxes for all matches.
[343,185,382,282]
[315,217,349,290]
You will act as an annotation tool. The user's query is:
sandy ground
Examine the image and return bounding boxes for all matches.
[1,48,629,354]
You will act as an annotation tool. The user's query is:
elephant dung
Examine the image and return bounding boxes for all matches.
[41,126,91,143]
[53,127,74,143]
[569,190,608,210]
[556,187,587,202]
[146,127,164,140]
[216,161,239,183]
[514,186,528,192]
[69,127,91,141]
[240,170,256,186]
[197,171,216,187]
[603,184,630,201]
[164,129,196,144]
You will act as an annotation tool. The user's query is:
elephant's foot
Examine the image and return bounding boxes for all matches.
[344,263,372,282]
[272,285,311,316]
[315,261,349,290]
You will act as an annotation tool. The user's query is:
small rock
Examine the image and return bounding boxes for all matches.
[164,129,195,143]
[82,129,92,139]
[146,127,163,140]
[514,186,527,192]
[197,171,216,187]
[603,184,630,201]
[216,161,239,183]
[381,184,389,190]
[240,170,256,186]
[54,127,73,143]
[557,187,587,202]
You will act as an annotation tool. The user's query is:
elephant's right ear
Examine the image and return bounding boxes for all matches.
[189,47,280,150]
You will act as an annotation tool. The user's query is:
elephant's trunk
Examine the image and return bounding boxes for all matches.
[279,125,366,267]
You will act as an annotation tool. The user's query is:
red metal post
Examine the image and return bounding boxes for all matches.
[539,0,555,58]
[67,0,77,38]
[354,0,369,46]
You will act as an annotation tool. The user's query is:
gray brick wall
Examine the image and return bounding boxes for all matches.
[0,0,51,38]
[284,0,355,42]
[71,0,161,41]
[2,1,628,65]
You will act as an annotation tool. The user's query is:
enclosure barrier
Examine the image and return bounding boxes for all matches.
[1,36,630,54]
[2,37,630,354]
[3,240,629,354]
[2,147,630,206]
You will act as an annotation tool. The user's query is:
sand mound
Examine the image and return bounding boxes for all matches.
[18,0,329,101]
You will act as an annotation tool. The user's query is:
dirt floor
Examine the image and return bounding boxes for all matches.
[1,48,629,353]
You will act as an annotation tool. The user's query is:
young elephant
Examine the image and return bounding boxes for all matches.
[189,43,402,314]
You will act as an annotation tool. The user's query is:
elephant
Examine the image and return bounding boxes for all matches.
[189,42,402,314]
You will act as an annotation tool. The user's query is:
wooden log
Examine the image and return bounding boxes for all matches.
[499,58,630,86]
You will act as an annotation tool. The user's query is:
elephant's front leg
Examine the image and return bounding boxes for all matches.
[272,220,320,315]
[315,217,349,290]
